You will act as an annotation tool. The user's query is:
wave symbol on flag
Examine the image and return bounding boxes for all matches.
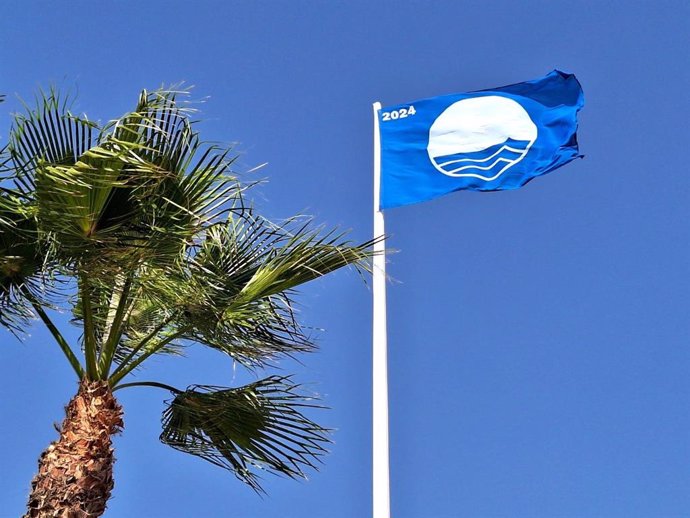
[426,95,538,181]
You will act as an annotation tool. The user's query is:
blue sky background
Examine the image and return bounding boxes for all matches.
[1,1,688,517]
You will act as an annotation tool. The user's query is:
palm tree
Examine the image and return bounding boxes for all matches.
[0,89,376,517]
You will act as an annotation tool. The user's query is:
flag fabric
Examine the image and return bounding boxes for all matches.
[378,70,584,209]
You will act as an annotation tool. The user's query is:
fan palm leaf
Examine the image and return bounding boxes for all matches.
[160,376,329,492]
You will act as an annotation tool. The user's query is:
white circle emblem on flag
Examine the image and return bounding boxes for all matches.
[427,95,538,181]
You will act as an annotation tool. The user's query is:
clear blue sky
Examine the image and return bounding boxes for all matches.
[1,1,688,517]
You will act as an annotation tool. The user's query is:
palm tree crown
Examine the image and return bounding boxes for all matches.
[0,88,376,494]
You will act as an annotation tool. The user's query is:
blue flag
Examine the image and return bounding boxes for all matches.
[378,70,584,209]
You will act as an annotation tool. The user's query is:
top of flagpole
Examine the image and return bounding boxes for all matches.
[373,102,382,213]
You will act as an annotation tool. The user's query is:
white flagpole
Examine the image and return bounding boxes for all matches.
[372,101,390,518]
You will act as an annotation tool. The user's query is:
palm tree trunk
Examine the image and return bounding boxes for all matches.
[24,380,123,518]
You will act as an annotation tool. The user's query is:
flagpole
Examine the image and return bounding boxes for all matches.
[372,101,390,518]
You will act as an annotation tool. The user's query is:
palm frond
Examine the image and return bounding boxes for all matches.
[105,87,242,224]
[170,216,378,363]
[34,149,129,256]
[0,194,46,335]
[8,89,98,198]
[32,88,241,270]
[181,294,314,368]
[235,219,378,303]
[160,376,329,492]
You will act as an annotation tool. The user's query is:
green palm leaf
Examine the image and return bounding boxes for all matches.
[166,216,377,367]
[0,194,46,335]
[8,90,97,198]
[160,376,329,492]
